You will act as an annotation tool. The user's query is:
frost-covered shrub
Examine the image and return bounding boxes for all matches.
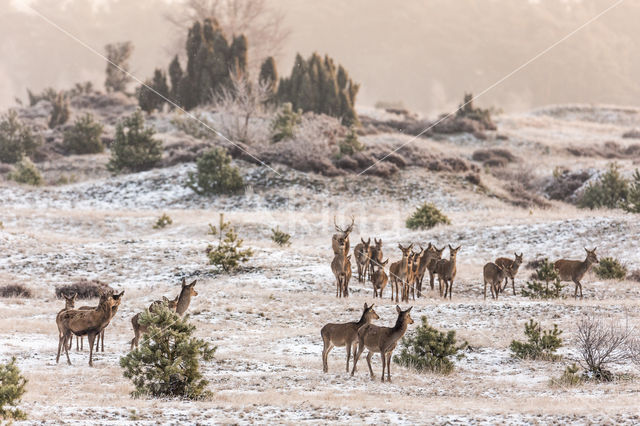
[8,158,43,186]
[63,113,104,154]
[187,148,244,195]
[206,214,253,273]
[577,314,631,381]
[578,163,628,210]
[120,304,216,399]
[55,279,113,300]
[271,102,301,143]
[0,284,32,298]
[337,126,364,157]
[593,257,627,280]
[393,316,467,375]
[0,110,40,164]
[624,169,640,214]
[522,259,563,299]
[48,92,70,129]
[550,363,582,387]
[153,213,173,229]
[0,357,27,420]
[405,203,450,230]
[270,227,291,247]
[107,110,162,173]
[510,319,562,361]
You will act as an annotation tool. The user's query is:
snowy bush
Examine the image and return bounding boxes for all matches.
[0,284,32,298]
[405,203,450,230]
[270,227,291,247]
[48,92,70,129]
[510,319,562,361]
[0,110,40,164]
[0,357,27,420]
[187,148,244,195]
[578,163,628,210]
[63,113,104,154]
[206,213,253,272]
[107,110,162,173]
[594,257,627,280]
[8,158,42,186]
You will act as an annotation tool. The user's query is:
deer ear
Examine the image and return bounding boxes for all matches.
[72,292,77,300]
[407,306,413,312]
[363,302,368,309]
[163,296,169,302]
[189,280,197,287]
[181,277,186,287]
[396,305,401,313]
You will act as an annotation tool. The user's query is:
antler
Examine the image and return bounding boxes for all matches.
[334,215,355,234]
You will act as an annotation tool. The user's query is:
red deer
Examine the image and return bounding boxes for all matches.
[554,248,599,299]
[354,238,371,283]
[495,253,524,295]
[389,244,413,303]
[435,245,461,299]
[483,262,508,300]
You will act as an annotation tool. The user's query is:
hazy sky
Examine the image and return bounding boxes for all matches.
[2,0,639,115]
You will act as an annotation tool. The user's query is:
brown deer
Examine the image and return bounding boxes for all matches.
[321,303,380,373]
[406,247,423,301]
[331,251,350,298]
[423,245,445,291]
[435,245,461,299]
[332,216,354,256]
[554,248,599,299]
[56,290,124,366]
[495,253,524,295]
[368,238,383,281]
[175,278,198,315]
[76,293,125,352]
[130,296,179,350]
[414,243,433,297]
[354,238,371,283]
[389,244,413,303]
[371,259,389,298]
[483,262,508,300]
[58,293,77,350]
[351,305,414,382]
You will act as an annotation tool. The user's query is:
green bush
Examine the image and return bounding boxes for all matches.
[120,304,216,399]
[550,363,582,387]
[405,203,451,230]
[48,92,70,129]
[271,103,301,143]
[579,163,628,210]
[27,87,58,106]
[9,158,43,186]
[271,227,291,247]
[456,92,496,130]
[206,213,253,272]
[105,41,134,93]
[593,257,627,280]
[153,213,173,229]
[393,316,467,375]
[337,126,364,157]
[521,258,564,299]
[187,148,244,195]
[107,110,162,173]
[63,113,104,155]
[0,357,27,420]
[0,110,41,164]
[510,319,562,361]
[624,169,640,213]
[138,69,169,113]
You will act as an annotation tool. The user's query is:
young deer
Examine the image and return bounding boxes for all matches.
[321,303,380,373]
[354,237,371,283]
[371,259,389,298]
[495,253,523,295]
[351,305,414,382]
[130,296,179,350]
[554,248,599,299]
[483,262,508,300]
[56,290,124,366]
[435,245,461,299]
[332,216,354,256]
[389,244,413,303]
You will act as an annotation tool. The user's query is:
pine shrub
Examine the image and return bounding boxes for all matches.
[271,103,301,143]
[510,319,562,361]
[0,110,40,164]
[405,203,451,230]
[27,87,58,106]
[120,305,216,399]
[393,316,467,375]
[0,357,27,420]
[206,213,253,272]
[550,363,582,387]
[337,126,364,157]
[107,110,162,173]
[187,148,244,195]
[48,92,70,129]
[270,227,291,247]
[593,257,627,280]
[105,41,134,93]
[578,163,628,210]
[0,284,32,298]
[624,169,640,213]
[259,56,278,101]
[153,213,173,229]
[63,113,104,155]
[8,158,43,186]
[138,69,169,113]
[521,259,564,299]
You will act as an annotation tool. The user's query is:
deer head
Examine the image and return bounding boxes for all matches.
[395,305,414,325]
[448,245,461,259]
[363,302,380,321]
[514,253,524,267]
[182,279,198,297]
[585,247,599,264]
[63,293,77,309]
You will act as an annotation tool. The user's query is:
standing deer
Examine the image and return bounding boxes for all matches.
[321,303,380,373]
[426,245,445,291]
[58,293,77,350]
[331,251,350,298]
[389,244,413,303]
[407,246,423,301]
[554,248,599,299]
[414,243,433,297]
[354,238,371,283]
[351,305,414,382]
[76,293,124,353]
[435,245,461,299]
[332,216,354,256]
[130,278,198,349]
[368,238,383,281]
[495,253,524,295]
[483,262,508,300]
[56,290,124,366]
[371,259,389,298]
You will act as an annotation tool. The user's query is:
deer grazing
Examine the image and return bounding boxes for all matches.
[435,245,461,299]
[56,290,124,366]
[495,253,523,295]
[483,262,508,300]
[351,305,414,382]
[554,248,599,299]
[354,238,371,283]
[321,302,380,373]
[371,259,389,298]
[130,278,198,350]
[389,244,413,303]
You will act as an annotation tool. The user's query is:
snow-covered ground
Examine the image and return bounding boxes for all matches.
[2,105,640,424]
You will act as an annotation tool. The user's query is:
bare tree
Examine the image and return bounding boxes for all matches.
[104,42,134,94]
[165,0,289,74]
[576,314,633,381]
[213,72,271,143]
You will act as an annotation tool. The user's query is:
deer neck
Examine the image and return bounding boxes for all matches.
[580,257,594,275]
[176,287,192,315]
[389,317,410,343]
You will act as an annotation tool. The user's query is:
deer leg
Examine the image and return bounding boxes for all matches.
[322,340,332,373]
[100,329,105,352]
[351,339,365,376]
[430,271,435,290]
[87,333,96,367]
[365,351,374,378]
[448,279,453,300]
[573,279,579,299]
[386,352,392,382]
[346,342,352,373]
[56,333,64,364]
[484,279,487,300]
[510,277,516,295]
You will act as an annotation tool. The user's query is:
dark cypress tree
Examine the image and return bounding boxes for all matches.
[230,34,248,77]
[259,56,278,88]
[168,55,183,104]
[137,69,169,113]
